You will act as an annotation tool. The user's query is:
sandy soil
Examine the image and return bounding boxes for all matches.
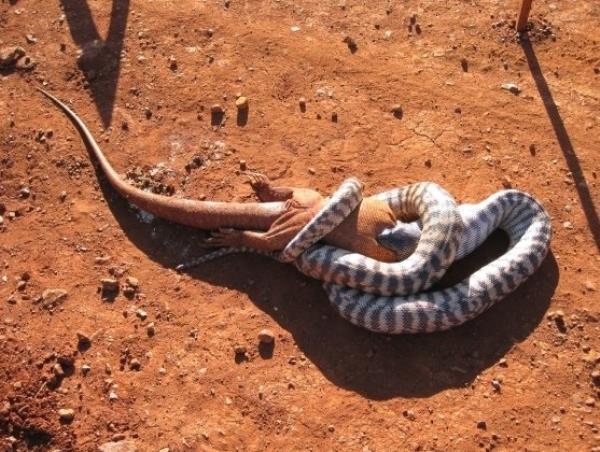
[1,0,599,450]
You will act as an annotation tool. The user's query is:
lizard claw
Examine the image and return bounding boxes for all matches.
[202,228,243,247]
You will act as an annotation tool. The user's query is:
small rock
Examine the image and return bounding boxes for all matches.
[168,55,177,70]
[81,364,91,375]
[108,391,119,401]
[59,190,67,202]
[299,97,307,111]
[501,83,521,95]
[25,34,37,44]
[41,288,68,309]
[502,175,512,188]
[77,331,92,348]
[136,308,147,320]
[476,420,487,430]
[331,112,338,122]
[19,187,31,198]
[129,358,141,371]
[584,281,596,291]
[308,167,316,175]
[460,58,468,72]
[0,46,25,68]
[591,370,600,386]
[58,408,75,423]
[258,329,275,344]
[390,104,403,119]
[146,322,155,337]
[239,160,247,171]
[211,104,224,114]
[16,280,26,291]
[327,425,335,432]
[235,96,249,110]
[491,379,501,392]
[234,344,247,355]
[585,398,596,407]
[402,409,416,421]
[562,221,573,229]
[98,440,138,452]
[342,36,358,53]
[101,278,119,292]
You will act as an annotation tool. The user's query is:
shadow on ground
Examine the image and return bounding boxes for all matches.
[84,165,557,399]
[60,0,130,127]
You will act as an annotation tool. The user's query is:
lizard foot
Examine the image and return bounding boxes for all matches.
[245,171,271,195]
[202,228,244,247]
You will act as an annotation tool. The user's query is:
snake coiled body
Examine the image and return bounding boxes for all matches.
[323,190,551,333]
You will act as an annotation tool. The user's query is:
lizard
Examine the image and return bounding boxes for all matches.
[38,88,399,262]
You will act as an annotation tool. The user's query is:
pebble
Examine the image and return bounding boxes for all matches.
[591,370,600,386]
[146,322,156,336]
[331,112,338,122]
[258,329,275,344]
[59,190,67,202]
[58,408,75,423]
[168,55,177,70]
[77,331,92,348]
[402,409,416,421]
[108,391,119,401]
[81,364,91,375]
[98,440,137,452]
[125,276,139,289]
[136,308,147,320]
[585,398,596,407]
[0,216,3,225]
[584,281,596,291]
[390,104,403,119]
[491,379,502,392]
[25,34,37,44]
[129,358,141,371]
[0,46,25,67]
[234,344,247,355]
[308,167,316,175]
[41,288,68,309]
[16,280,26,291]
[342,36,358,53]
[239,160,247,171]
[501,83,521,95]
[101,278,119,292]
[19,187,31,198]
[235,96,249,110]
[460,58,468,72]
[562,221,573,229]
[299,97,307,111]
[476,420,487,430]
[211,104,224,114]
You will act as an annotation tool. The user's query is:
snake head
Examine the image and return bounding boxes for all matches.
[377,221,422,261]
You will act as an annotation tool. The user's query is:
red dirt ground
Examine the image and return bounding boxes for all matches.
[1,0,599,450]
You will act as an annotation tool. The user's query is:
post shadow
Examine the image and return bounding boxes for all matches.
[521,36,600,251]
[60,0,130,127]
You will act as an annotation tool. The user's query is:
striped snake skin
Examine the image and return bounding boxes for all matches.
[323,189,551,333]
[178,181,551,334]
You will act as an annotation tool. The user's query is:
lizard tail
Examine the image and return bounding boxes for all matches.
[38,87,284,230]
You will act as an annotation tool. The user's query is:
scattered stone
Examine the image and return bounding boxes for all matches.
[168,55,177,70]
[25,34,37,44]
[562,221,573,229]
[328,425,335,433]
[16,280,26,291]
[58,408,75,423]
[59,190,68,202]
[299,97,307,111]
[19,187,31,198]
[258,329,275,344]
[146,322,155,337]
[41,288,68,310]
[402,409,416,421]
[491,379,502,392]
[342,36,358,53]
[331,112,338,122]
[136,308,147,320]
[585,398,596,407]
[129,358,141,371]
[498,358,508,367]
[77,331,92,348]
[553,310,567,332]
[529,144,536,156]
[0,46,25,68]
[502,175,512,189]
[211,104,224,114]
[239,160,247,171]
[501,83,521,95]
[101,278,119,292]
[290,25,301,32]
[390,104,403,119]
[235,96,249,110]
[591,370,600,386]
[234,344,247,355]
[98,440,138,452]
[584,281,596,291]
[108,390,119,401]
[477,420,487,430]
[123,277,139,297]
[308,167,316,175]
[460,58,468,72]
[81,364,91,375]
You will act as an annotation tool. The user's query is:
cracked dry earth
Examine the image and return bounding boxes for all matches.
[1,0,600,451]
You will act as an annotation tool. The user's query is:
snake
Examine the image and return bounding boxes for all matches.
[179,180,551,334]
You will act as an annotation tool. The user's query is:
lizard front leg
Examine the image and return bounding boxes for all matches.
[203,228,281,252]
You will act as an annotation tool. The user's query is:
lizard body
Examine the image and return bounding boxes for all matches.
[39,88,398,262]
